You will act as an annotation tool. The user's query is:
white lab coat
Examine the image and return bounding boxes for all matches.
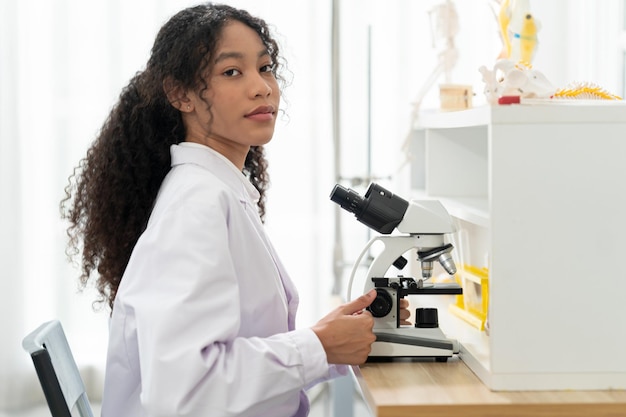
[101,143,345,417]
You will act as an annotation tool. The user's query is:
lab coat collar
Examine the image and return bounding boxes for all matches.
[170,142,261,204]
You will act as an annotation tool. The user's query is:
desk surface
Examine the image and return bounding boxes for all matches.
[352,358,626,417]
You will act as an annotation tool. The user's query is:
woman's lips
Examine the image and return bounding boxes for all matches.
[246,113,274,122]
[245,105,275,121]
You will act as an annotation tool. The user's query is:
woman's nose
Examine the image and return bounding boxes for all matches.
[251,75,272,97]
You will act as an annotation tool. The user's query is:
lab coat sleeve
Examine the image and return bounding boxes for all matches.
[120,184,332,417]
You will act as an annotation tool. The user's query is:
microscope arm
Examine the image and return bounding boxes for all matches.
[347,234,446,301]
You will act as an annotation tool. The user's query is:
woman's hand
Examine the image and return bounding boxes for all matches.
[399,297,412,326]
[311,290,376,365]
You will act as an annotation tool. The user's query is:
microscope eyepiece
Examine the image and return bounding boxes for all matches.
[330,183,409,234]
[329,184,364,214]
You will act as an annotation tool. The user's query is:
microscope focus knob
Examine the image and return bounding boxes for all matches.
[367,288,393,318]
[415,308,439,328]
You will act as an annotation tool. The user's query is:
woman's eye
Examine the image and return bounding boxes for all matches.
[260,64,275,73]
[223,68,241,77]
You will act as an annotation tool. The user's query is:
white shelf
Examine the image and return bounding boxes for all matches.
[410,103,626,391]
[418,102,626,127]
[416,107,490,128]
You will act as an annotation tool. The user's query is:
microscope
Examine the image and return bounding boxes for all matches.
[330,182,462,361]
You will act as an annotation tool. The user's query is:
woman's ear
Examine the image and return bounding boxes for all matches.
[163,77,193,112]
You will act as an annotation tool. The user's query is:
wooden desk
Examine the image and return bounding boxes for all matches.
[352,358,626,417]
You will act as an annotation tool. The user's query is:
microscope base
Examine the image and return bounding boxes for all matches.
[369,327,459,361]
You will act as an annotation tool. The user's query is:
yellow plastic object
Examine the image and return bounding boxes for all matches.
[517,13,538,64]
[498,0,512,58]
[449,265,489,330]
[554,82,623,100]
[498,0,539,65]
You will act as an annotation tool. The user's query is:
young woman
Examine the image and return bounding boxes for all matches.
[62,3,409,416]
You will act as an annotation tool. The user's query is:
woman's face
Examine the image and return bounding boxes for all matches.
[184,20,280,168]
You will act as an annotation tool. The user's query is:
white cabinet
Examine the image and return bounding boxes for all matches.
[411,103,626,391]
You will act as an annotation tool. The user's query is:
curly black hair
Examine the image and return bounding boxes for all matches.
[61,3,285,310]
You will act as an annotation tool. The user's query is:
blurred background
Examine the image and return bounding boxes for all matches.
[1,0,625,415]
